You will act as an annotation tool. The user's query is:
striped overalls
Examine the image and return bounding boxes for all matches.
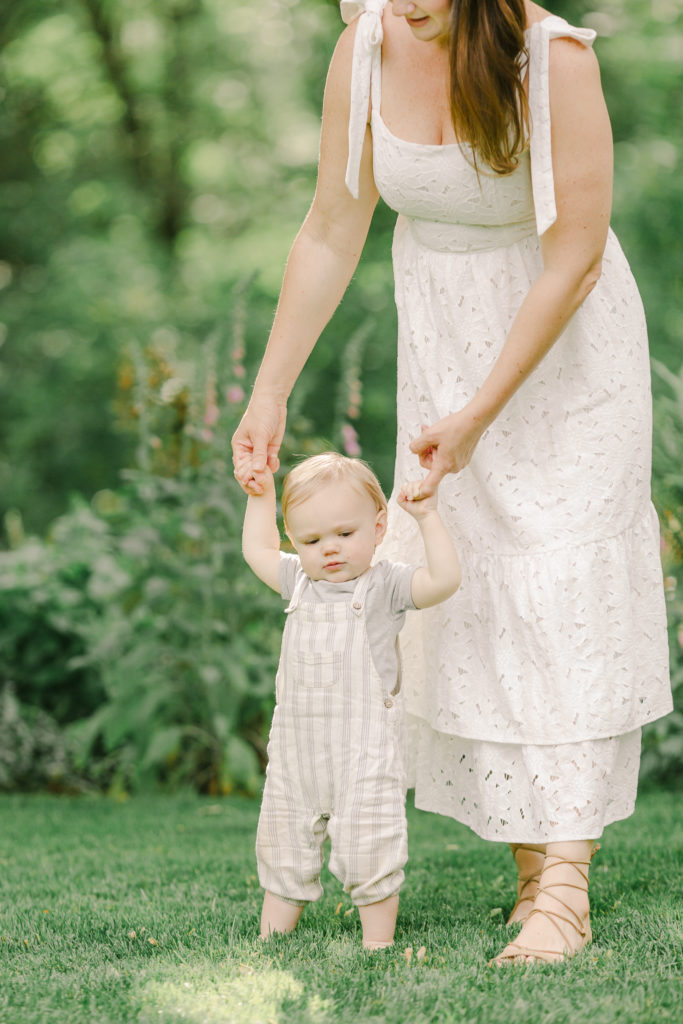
[256,565,408,906]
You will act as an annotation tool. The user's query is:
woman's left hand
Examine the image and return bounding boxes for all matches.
[409,408,486,496]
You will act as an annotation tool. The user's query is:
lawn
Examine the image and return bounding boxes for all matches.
[0,787,681,1024]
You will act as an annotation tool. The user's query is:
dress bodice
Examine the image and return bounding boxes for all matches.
[371,110,536,240]
[340,1,597,238]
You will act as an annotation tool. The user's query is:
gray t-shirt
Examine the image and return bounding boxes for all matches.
[279,553,416,692]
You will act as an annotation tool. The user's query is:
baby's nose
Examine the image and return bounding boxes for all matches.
[322,537,339,554]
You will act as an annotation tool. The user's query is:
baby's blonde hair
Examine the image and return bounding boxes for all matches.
[281,452,387,530]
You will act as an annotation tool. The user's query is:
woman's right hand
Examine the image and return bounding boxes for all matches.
[231,397,287,495]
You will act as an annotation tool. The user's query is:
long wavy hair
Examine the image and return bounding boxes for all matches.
[448,0,529,174]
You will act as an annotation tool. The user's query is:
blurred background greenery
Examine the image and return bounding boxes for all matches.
[0,0,681,794]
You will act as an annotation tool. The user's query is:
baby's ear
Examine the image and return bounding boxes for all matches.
[375,508,388,546]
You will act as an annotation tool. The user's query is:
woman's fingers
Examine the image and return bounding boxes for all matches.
[266,444,281,474]
[409,428,436,455]
[409,432,438,473]
[232,402,286,492]
[417,464,445,498]
[232,433,267,494]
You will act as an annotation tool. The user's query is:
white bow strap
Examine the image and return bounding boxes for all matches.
[527,16,597,236]
[340,0,387,199]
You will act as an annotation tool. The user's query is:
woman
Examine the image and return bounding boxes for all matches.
[232,0,672,964]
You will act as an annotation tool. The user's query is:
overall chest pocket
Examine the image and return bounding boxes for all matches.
[292,649,344,688]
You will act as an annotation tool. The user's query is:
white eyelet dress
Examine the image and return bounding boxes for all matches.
[256,564,408,906]
[341,1,672,842]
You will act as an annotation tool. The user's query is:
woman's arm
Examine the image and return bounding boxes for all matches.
[411,38,613,493]
[232,22,379,494]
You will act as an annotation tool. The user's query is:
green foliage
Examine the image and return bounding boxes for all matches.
[0,0,343,530]
[1,0,682,530]
[0,280,354,794]
[643,361,683,782]
[0,685,78,791]
[64,465,278,796]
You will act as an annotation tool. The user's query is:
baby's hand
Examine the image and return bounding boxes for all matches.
[397,480,438,519]
[246,464,275,497]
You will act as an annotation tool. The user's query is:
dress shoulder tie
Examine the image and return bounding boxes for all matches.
[340,0,387,199]
[526,16,597,236]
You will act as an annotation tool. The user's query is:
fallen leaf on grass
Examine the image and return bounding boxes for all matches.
[403,946,413,964]
[489,907,503,918]
[344,908,355,917]
[127,930,136,939]
[148,937,159,946]
[416,946,426,962]
[335,902,343,915]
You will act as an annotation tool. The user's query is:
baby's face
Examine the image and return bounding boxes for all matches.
[286,481,386,583]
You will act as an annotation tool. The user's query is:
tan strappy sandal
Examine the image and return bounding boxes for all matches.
[491,852,594,965]
[506,845,545,927]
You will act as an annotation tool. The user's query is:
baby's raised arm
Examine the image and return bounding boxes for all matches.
[242,469,282,593]
[397,482,461,609]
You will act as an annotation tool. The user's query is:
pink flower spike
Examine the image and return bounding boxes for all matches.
[342,422,361,457]
[204,402,219,426]
[200,427,214,443]
[226,385,245,404]
[233,364,246,379]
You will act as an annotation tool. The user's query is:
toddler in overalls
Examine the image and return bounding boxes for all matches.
[242,452,461,948]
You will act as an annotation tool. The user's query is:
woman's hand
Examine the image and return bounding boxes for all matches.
[409,407,486,496]
[231,398,287,495]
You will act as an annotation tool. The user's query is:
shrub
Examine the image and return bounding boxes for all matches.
[0,286,362,794]
[642,361,683,783]
[0,684,82,792]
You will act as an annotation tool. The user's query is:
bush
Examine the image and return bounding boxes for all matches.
[641,361,683,783]
[0,684,81,792]
[0,286,361,794]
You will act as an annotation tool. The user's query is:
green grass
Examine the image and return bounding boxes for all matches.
[0,788,681,1024]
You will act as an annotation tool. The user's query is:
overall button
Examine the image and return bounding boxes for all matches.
[384,698,393,709]
[353,601,362,610]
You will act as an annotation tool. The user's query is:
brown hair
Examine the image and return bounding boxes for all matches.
[281,452,387,530]
[448,0,529,174]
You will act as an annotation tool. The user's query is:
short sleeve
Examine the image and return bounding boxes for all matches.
[279,552,301,601]
[372,559,417,617]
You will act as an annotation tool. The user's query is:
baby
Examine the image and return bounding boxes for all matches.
[242,452,461,949]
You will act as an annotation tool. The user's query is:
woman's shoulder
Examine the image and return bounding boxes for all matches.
[526,6,600,80]
[547,29,600,87]
[324,16,361,100]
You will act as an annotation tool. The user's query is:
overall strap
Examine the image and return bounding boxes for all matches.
[340,0,388,199]
[526,16,597,236]
[350,566,374,616]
